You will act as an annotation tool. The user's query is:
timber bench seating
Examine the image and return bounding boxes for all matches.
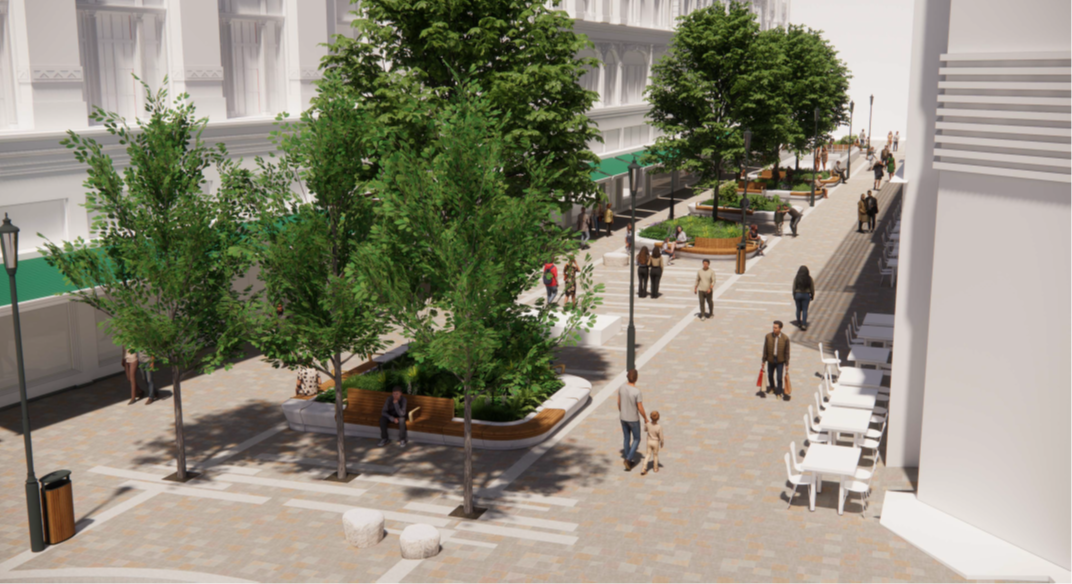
[819,175,841,186]
[681,237,758,256]
[342,388,567,442]
[737,181,766,195]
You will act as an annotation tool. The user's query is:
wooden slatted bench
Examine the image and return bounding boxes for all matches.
[737,181,766,195]
[682,237,758,256]
[317,358,379,392]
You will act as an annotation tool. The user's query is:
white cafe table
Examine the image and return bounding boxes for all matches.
[887,233,900,241]
[835,367,886,389]
[855,325,895,347]
[863,313,895,327]
[798,444,863,515]
[887,243,899,258]
[847,346,891,369]
[886,258,899,269]
[827,386,880,410]
[817,406,873,447]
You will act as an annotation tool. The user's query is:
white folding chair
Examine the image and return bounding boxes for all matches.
[817,342,840,379]
[860,419,886,462]
[814,391,827,414]
[784,453,816,511]
[789,441,806,471]
[878,259,896,287]
[803,414,828,446]
[846,328,865,348]
[808,404,823,425]
[842,467,874,512]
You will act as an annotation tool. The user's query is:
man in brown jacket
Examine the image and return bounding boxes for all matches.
[761,321,791,401]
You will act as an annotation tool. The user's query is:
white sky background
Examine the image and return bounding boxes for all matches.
[790,0,916,141]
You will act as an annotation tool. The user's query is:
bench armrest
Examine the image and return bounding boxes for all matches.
[407,406,422,423]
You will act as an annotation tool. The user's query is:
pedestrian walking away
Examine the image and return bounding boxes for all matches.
[122,347,142,405]
[577,207,590,248]
[137,351,159,404]
[639,411,665,476]
[636,246,651,298]
[618,369,648,470]
[377,386,409,447]
[887,131,893,150]
[886,154,896,182]
[820,145,829,172]
[872,157,884,190]
[648,247,664,298]
[787,205,803,237]
[866,190,879,232]
[593,203,602,236]
[761,321,791,401]
[694,259,716,320]
[543,260,559,305]
[625,223,634,249]
[792,266,815,331]
[858,194,869,233]
[893,131,900,152]
[603,205,615,237]
[563,256,580,307]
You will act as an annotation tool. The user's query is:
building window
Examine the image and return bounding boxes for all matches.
[622,125,647,148]
[78,2,168,122]
[577,50,600,106]
[620,51,647,105]
[0,2,17,129]
[333,0,359,39]
[602,50,619,107]
[603,129,621,152]
[219,0,286,119]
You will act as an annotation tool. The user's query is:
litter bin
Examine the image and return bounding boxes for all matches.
[40,470,75,544]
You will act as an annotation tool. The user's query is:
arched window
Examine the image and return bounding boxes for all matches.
[620,51,647,105]
[602,50,619,107]
[577,50,601,106]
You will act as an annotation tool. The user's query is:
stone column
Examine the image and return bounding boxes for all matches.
[167,0,227,122]
[23,0,88,131]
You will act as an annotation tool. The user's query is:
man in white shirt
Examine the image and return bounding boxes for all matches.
[617,369,648,470]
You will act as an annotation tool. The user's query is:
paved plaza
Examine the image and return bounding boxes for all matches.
[0,149,965,583]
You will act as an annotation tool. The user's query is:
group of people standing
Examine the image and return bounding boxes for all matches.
[122,348,158,405]
[543,256,582,306]
[857,191,880,233]
[576,204,617,249]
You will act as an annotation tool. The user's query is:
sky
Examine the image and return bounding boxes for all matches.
[790,0,916,141]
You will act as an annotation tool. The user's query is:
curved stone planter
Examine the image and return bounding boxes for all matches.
[767,189,828,200]
[282,374,593,451]
[716,208,777,224]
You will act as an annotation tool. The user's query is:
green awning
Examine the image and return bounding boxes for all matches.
[588,148,662,182]
[0,255,83,307]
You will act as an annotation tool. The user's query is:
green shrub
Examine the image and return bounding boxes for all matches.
[702,194,783,212]
[639,215,741,240]
[837,135,856,145]
[314,388,338,403]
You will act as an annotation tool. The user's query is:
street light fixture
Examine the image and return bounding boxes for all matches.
[669,169,677,221]
[810,107,819,208]
[848,100,855,177]
[736,130,752,275]
[0,214,47,553]
[626,157,640,371]
[868,94,874,153]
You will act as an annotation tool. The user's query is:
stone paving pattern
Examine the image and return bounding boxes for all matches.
[0,147,966,583]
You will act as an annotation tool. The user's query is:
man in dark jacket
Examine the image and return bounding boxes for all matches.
[865,191,879,233]
[761,321,791,400]
[787,205,803,237]
[378,386,409,447]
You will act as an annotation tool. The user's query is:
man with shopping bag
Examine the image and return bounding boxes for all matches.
[761,321,791,401]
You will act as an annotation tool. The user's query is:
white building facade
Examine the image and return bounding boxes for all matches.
[0,0,787,409]
[884,0,1069,578]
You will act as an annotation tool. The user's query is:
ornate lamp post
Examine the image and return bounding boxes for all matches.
[669,169,677,220]
[626,158,640,371]
[868,94,874,153]
[736,130,752,275]
[847,100,855,176]
[810,107,819,208]
[0,214,46,553]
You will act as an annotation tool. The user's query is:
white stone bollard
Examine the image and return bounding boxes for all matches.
[342,509,385,549]
[399,523,441,559]
[603,252,629,267]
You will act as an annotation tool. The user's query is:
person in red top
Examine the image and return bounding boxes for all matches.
[543,261,559,305]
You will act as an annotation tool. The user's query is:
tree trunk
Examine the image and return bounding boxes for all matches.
[463,385,474,515]
[333,353,346,480]
[712,159,723,223]
[172,368,187,481]
[795,153,800,174]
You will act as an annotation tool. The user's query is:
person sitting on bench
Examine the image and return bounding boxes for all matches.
[747,224,767,256]
[832,159,847,182]
[378,386,409,447]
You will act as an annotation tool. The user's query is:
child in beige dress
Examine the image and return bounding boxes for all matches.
[639,411,665,476]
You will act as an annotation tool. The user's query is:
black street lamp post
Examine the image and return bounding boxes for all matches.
[848,100,855,176]
[810,107,819,208]
[0,214,46,553]
[737,130,752,275]
[868,94,874,153]
[626,158,639,371]
[669,169,677,220]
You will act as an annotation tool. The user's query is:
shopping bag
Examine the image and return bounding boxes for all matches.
[785,370,793,395]
[756,366,764,388]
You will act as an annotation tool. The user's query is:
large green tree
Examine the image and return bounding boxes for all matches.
[768,24,851,170]
[351,81,601,515]
[42,87,254,481]
[224,74,391,481]
[323,0,602,209]
[645,0,791,214]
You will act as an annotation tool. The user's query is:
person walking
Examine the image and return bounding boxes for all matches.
[648,247,664,299]
[886,152,896,181]
[637,246,651,298]
[543,260,558,305]
[887,131,893,150]
[122,347,142,405]
[820,145,829,172]
[638,411,665,476]
[603,204,615,238]
[563,256,580,308]
[761,321,791,401]
[893,131,900,152]
[625,223,634,249]
[577,207,590,249]
[618,369,648,470]
[138,351,158,405]
[787,204,802,237]
[694,259,716,320]
[858,194,869,233]
[792,266,815,331]
[593,203,602,236]
[866,190,879,233]
[871,157,884,190]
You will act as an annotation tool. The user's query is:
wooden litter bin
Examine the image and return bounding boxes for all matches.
[40,470,75,544]
[735,245,747,274]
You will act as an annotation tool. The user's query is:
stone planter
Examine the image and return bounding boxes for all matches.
[716,208,776,224]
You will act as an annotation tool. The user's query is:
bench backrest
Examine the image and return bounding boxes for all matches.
[693,237,737,250]
[346,389,455,423]
[318,358,378,391]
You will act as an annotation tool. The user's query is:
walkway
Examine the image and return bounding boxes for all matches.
[0,146,959,583]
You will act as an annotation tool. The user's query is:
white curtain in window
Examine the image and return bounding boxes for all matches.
[94,13,138,119]
[602,52,618,107]
[227,20,263,117]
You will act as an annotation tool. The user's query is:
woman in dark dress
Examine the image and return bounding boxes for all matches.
[648,247,664,299]
[792,266,815,331]
[636,246,651,298]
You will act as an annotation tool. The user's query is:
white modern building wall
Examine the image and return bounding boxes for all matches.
[0,0,788,409]
[888,0,1070,572]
